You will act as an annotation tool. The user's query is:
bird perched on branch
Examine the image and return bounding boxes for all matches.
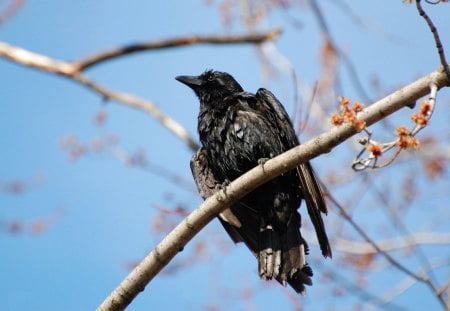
[176,70,331,294]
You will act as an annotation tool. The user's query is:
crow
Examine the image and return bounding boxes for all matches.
[176,70,331,294]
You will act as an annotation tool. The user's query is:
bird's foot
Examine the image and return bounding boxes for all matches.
[258,157,271,172]
[258,157,269,165]
[215,179,230,200]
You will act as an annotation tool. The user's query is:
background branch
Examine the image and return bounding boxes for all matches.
[326,190,448,310]
[328,232,450,254]
[75,28,283,71]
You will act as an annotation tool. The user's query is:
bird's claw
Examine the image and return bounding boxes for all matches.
[215,179,230,200]
[258,157,271,172]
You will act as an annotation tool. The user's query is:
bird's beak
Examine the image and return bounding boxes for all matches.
[175,75,203,89]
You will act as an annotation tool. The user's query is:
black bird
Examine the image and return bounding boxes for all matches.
[176,70,331,294]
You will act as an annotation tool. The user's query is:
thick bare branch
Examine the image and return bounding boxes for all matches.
[74,28,283,71]
[97,66,449,311]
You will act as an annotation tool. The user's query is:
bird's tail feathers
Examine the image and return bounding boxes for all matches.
[258,225,282,280]
[257,220,313,295]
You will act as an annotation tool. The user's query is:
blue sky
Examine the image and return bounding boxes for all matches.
[1,1,450,310]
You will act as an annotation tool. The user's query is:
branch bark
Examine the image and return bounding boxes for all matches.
[96,66,449,311]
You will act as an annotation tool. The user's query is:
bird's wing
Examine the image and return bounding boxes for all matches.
[191,146,309,290]
[190,148,261,253]
[190,148,216,199]
[255,88,332,258]
[254,88,299,146]
[190,148,241,229]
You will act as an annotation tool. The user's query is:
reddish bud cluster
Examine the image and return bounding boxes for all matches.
[353,102,364,113]
[330,96,366,131]
[411,114,428,126]
[395,126,419,149]
[367,143,382,157]
[395,126,410,137]
[330,112,343,126]
[411,101,431,127]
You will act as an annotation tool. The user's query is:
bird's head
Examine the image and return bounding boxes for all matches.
[176,70,243,104]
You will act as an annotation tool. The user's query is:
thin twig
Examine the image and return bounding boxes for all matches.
[376,257,450,309]
[330,0,411,46]
[367,173,440,289]
[416,0,450,82]
[74,28,283,71]
[0,0,25,25]
[316,262,408,311]
[326,191,422,279]
[352,82,439,171]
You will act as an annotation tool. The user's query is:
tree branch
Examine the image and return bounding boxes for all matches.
[0,41,78,76]
[96,66,449,311]
[376,257,450,309]
[416,0,450,82]
[325,177,449,310]
[74,28,283,71]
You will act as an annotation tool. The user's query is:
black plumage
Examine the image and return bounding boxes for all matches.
[176,70,331,294]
